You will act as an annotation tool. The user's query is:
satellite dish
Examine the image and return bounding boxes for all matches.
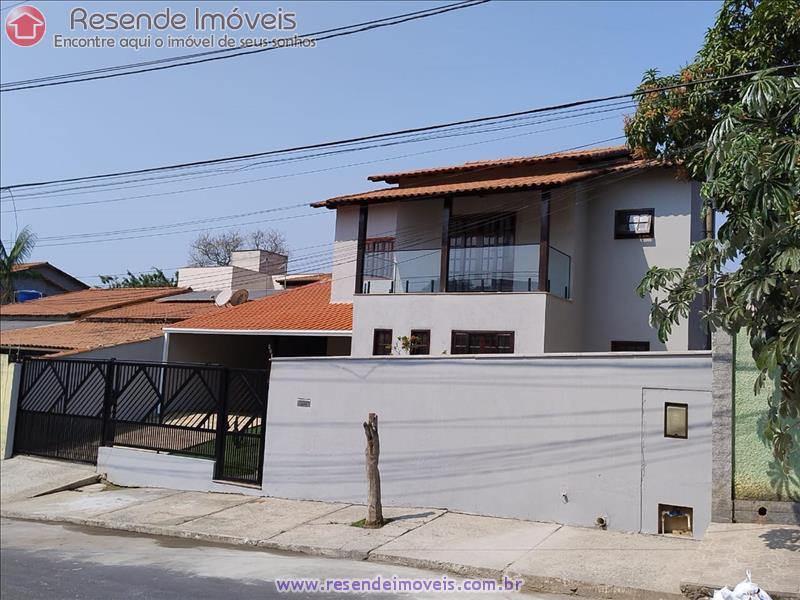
[215,289,233,306]
[229,289,249,306]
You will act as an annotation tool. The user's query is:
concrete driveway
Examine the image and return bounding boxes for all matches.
[0,455,98,504]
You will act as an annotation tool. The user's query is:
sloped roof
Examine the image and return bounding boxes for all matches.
[85,300,224,323]
[0,287,186,318]
[313,159,658,209]
[10,261,89,290]
[167,279,352,333]
[11,262,48,272]
[0,321,165,352]
[368,145,631,183]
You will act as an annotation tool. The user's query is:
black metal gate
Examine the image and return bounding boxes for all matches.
[13,358,270,485]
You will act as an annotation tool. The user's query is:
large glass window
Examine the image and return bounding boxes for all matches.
[363,238,395,279]
[448,213,516,292]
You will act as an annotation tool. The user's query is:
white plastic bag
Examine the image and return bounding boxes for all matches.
[713,571,772,600]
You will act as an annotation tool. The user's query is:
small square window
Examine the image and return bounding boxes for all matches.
[664,402,688,439]
[615,209,654,239]
[372,329,393,356]
[409,330,431,355]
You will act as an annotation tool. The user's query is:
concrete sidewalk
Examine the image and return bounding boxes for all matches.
[2,480,797,600]
[0,455,99,504]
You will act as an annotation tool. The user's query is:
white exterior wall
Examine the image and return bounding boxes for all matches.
[69,337,164,361]
[263,352,712,536]
[581,170,694,352]
[177,266,275,292]
[230,250,287,275]
[351,293,549,355]
[98,446,262,495]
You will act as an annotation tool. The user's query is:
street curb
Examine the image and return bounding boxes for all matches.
[680,581,800,600]
[1,508,701,600]
[510,572,686,600]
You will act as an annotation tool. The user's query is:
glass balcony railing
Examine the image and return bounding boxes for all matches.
[361,243,571,298]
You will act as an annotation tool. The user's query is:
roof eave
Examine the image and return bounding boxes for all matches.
[164,327,352,336]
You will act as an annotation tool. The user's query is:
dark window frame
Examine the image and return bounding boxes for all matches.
[664,402,689,439]
[614,208,655,239]
[611,341,651,352]
[363,237,395,280]
[409,329,431,356]
[372,329,393,356]
[448,212,517,292]
[451,330,515,354]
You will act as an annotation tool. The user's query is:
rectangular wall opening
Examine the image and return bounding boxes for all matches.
[658,503,693,537]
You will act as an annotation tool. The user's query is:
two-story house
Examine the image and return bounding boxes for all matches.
[313,145,710,356]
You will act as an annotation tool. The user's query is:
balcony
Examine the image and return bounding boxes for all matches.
[360,243,571,298]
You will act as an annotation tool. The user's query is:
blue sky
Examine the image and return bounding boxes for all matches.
[1,1,721,284]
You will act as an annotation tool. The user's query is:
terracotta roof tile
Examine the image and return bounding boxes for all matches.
[168,279,352,332]
[367,146,631,183]
[0,321,165,352]
[314,160,658,209]
[0,287,186,318]
[85,300,223,323]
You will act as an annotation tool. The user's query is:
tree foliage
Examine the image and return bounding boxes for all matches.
[0,226,37,304]
[188,228,288,267]
[99,268,177,288]
[626,0,800,471]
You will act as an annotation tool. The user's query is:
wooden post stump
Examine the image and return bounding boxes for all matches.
[363,412,384,528]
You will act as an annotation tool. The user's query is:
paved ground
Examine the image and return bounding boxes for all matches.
[1,457,798,599]
[0,455,97,503]
[0,519,550,600]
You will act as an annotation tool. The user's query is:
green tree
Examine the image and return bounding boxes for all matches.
[99,268,177,288]
[0,226,37,304]
[626,0,799,471]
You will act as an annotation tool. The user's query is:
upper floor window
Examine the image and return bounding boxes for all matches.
[448,213,517,292]
[615,209,654,239]
[364,238,395,279]
[451,330,514,354]
[373,329,393,355]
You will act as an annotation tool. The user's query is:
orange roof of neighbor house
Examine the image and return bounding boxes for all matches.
[0,287,186,318]
[367,145,632,183]
[167,279,352,333]
[313,159,660,209]
[85,300,223,323]
[0,321,166,353]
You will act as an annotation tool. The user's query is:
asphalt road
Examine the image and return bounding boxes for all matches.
[1,518,536,600]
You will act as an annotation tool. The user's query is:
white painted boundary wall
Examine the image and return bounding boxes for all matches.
[264,352,713,536]
[97,446,262,496]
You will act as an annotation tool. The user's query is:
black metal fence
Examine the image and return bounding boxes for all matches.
[14,357,270,485]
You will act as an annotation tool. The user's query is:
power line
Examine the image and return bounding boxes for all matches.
[0,1,490,92]
[1,106,634,214]
[0,1,25,13]
[4,63,794,192]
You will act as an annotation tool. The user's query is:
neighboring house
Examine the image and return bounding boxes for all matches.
[178,250,290,296]
[163,278,352,368]
[4,262,88,302]
[0,287,219,360]
[311,145,710,356]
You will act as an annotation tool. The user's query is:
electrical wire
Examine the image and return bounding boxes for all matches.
[0,1,490,92]
[3,64,795,192]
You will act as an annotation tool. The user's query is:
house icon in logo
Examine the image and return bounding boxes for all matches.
[5,5,46,47]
